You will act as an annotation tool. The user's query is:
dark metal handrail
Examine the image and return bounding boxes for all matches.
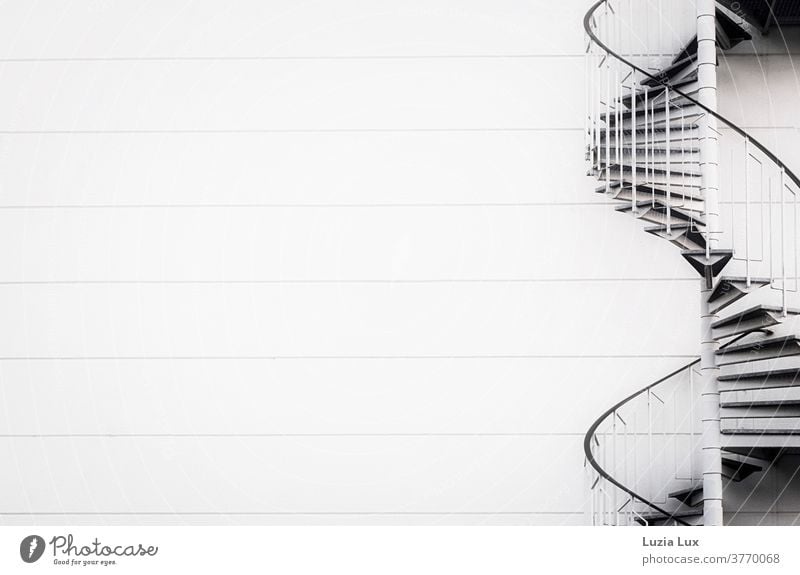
[584,358,699,526]
[583,0,800,193]
[582,0,799,527]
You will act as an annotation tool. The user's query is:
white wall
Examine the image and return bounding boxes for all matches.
[0,0,703,525]
[718,22,800,526]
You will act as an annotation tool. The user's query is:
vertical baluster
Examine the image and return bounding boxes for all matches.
[782,167,787,314]
[647,390,653,500]
[795,188,798,294]
[729,145,735,261]
[594,48,599,171]
[652,97,657,207]
[603,431,610,525]
[681,104,686,206]
[616,67,622,180]
[612,412,618,525]
[606,59,612,194]
[769,174,775,282]
[585,36,590,159]
[665,86,671,235]
[592,30,597,171]
[622,413,629,524]
[745,137,751,287]
[631,73,637,209]
[689,367,695,482]
[632,410,638,516]
[644,88,649,201]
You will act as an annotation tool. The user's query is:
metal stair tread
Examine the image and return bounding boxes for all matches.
[668,484,703,506]
[717,335,800,356]
[721,456,763,480]
[711,305,800,330]
[709,276,770,303]
[641,55,698,87]
[634,509,703,524]
[598,181,705,202]
[596,161,702,178]
[644,222,701,232]
[718,367,800,382]
[722,427,800,436]
[601,101,699,122]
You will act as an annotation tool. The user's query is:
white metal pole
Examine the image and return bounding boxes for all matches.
[745,138,751,286]
[631,75,637,207]
[697,0,723,527]
[781,167,787,314]
[665,87,671,235]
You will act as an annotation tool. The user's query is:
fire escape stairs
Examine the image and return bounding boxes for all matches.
[584,1,800,526]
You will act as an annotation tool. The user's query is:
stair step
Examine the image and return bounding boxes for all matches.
[719,363,800,391]
[598,168,701,190]
[721,386,800,407]
[723,433,800,450]
[721,446,782,461]
[645,223,706,251]
[721,405,800,418]
[592,147,701,157]
[722,417,800,435]
[596,160,702,178]
[681,249,734,280]
[603,188,705,210]
[615,201,703,227]
[641,55,698,87]
[708,276,771,314]
[607,108,705,131]
[598,133,700,148]
[601,101,698,124]
[621,75,699,108]
[668,484,703,507]
[628,85,700,110]
[716,335,800,365]
[712,305,799,339]
[634,509,703,526]
[721,455,763,481]
[715,7,753,50]
[600,125,700,138]
[599,180,704,201]
[720,369,800,389]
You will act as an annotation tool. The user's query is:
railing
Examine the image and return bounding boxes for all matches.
[585,360,701,526]
[584,0,800,307]
[583,0,800,526]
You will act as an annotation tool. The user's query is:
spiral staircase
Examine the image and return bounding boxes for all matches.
[583,0,800,526]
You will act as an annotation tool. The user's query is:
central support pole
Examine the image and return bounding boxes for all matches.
[696,0,723,527]
[700,282,723,526]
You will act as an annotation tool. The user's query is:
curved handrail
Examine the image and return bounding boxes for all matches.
[585,330,752,525]
[583,0,800,193]
[584,358,699,526]
[583,0,800,526]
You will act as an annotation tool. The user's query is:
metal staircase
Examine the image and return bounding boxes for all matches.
[583,0,800,526]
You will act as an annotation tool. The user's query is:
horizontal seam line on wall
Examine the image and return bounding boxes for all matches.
[0,128,584,134]
[0,355,698,360]
[0,127,791,135]
[1,52,781,63]
[0,202,617,208]
[0,511,584,515]
[0,433,695,438]
[2,201,794,208]
[0,278,699,285]
[0,433,587,438]
[0,54,588,62]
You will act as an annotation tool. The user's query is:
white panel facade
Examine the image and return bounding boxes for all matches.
[1,0,796,526]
